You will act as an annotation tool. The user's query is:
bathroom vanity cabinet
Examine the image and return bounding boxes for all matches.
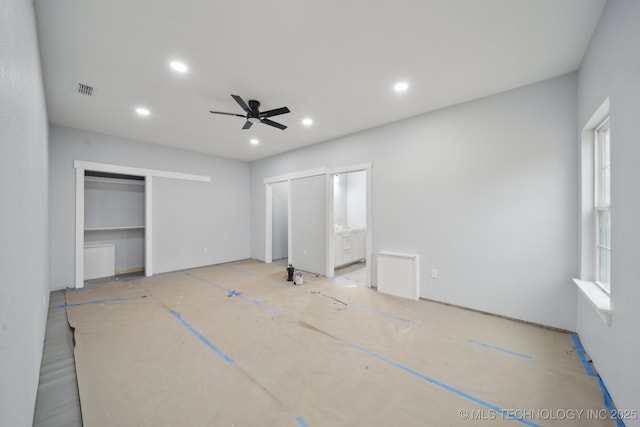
[334,227,365,268]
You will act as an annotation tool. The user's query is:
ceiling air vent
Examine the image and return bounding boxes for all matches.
[77,83,94,96]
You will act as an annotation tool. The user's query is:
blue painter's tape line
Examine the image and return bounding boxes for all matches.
[253,300,283,317]
[350,303,410,323]
[216,284,245,299]
[171,310,234,364]
[296,416,310,427]
[467,339,532,360]
[227,290,241,297]
[350,343,541,427]
[183,270,205,281]
[215,284,282,317]
[572,333,595,376]
[598,375,625,427]
[58,295,149,309]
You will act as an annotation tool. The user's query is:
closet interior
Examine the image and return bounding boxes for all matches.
[83,171,145,280]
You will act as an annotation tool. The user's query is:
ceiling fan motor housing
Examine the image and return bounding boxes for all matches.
[248,100,260,116]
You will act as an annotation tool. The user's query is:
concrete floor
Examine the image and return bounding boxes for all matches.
[33,290,82,426]
[34,260,616,426]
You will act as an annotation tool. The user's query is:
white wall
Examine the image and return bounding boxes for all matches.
[576,0,640,423]
[334,171,366,229]
[271,181,289,260]
[290,175,326,275]
[0,0,50,424]
[251,74,579,331]
[84,179,145,229]
[49,125,251,288]
[346,171,366,228]
[333,174,348,227]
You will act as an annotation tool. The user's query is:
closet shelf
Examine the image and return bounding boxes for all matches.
[85,226,145,231]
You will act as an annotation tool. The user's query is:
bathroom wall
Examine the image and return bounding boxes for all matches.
[334,171,366,229]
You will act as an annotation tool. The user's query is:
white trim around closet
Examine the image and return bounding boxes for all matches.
[74,160,211,182]
[263,167,326,185]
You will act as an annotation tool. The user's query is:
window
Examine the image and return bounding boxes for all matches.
[594,118,610,293]
[574,100,611,324]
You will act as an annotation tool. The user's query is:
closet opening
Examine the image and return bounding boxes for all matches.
[271,181,289,268]
[83,170,145,283]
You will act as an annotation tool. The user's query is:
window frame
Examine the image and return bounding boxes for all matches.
[594,117,611,294]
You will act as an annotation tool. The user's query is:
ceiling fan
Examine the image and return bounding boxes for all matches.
[210,94,290,130]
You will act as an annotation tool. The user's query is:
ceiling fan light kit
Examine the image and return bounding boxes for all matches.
[210,94,290,130]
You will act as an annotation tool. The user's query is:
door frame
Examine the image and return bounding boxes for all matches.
[263,163,372,287]
[264,167,326,265]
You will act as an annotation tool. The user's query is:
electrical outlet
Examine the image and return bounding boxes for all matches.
[431,269,438,279]
[303,249,308,256]
[203,247,208,253]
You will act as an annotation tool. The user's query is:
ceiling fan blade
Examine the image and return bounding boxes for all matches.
[259,106,290,118]
[231,94,251,113]
[210,110,245,117]
[261,118,287,130]
[242,120,253,130]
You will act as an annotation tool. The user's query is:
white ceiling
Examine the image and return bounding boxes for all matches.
[34,0,606,162]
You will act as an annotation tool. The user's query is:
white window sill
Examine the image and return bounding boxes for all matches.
[572,278,611,325]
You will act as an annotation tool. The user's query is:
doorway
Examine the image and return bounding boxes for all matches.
[271,181,289,267]
[331,170,368,284]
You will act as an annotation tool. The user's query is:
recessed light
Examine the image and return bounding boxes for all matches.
[250,138,260,145]
[394,81,409,93]
[169,61,188,73]
[302,118,313,126]
[135,107,151,117]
